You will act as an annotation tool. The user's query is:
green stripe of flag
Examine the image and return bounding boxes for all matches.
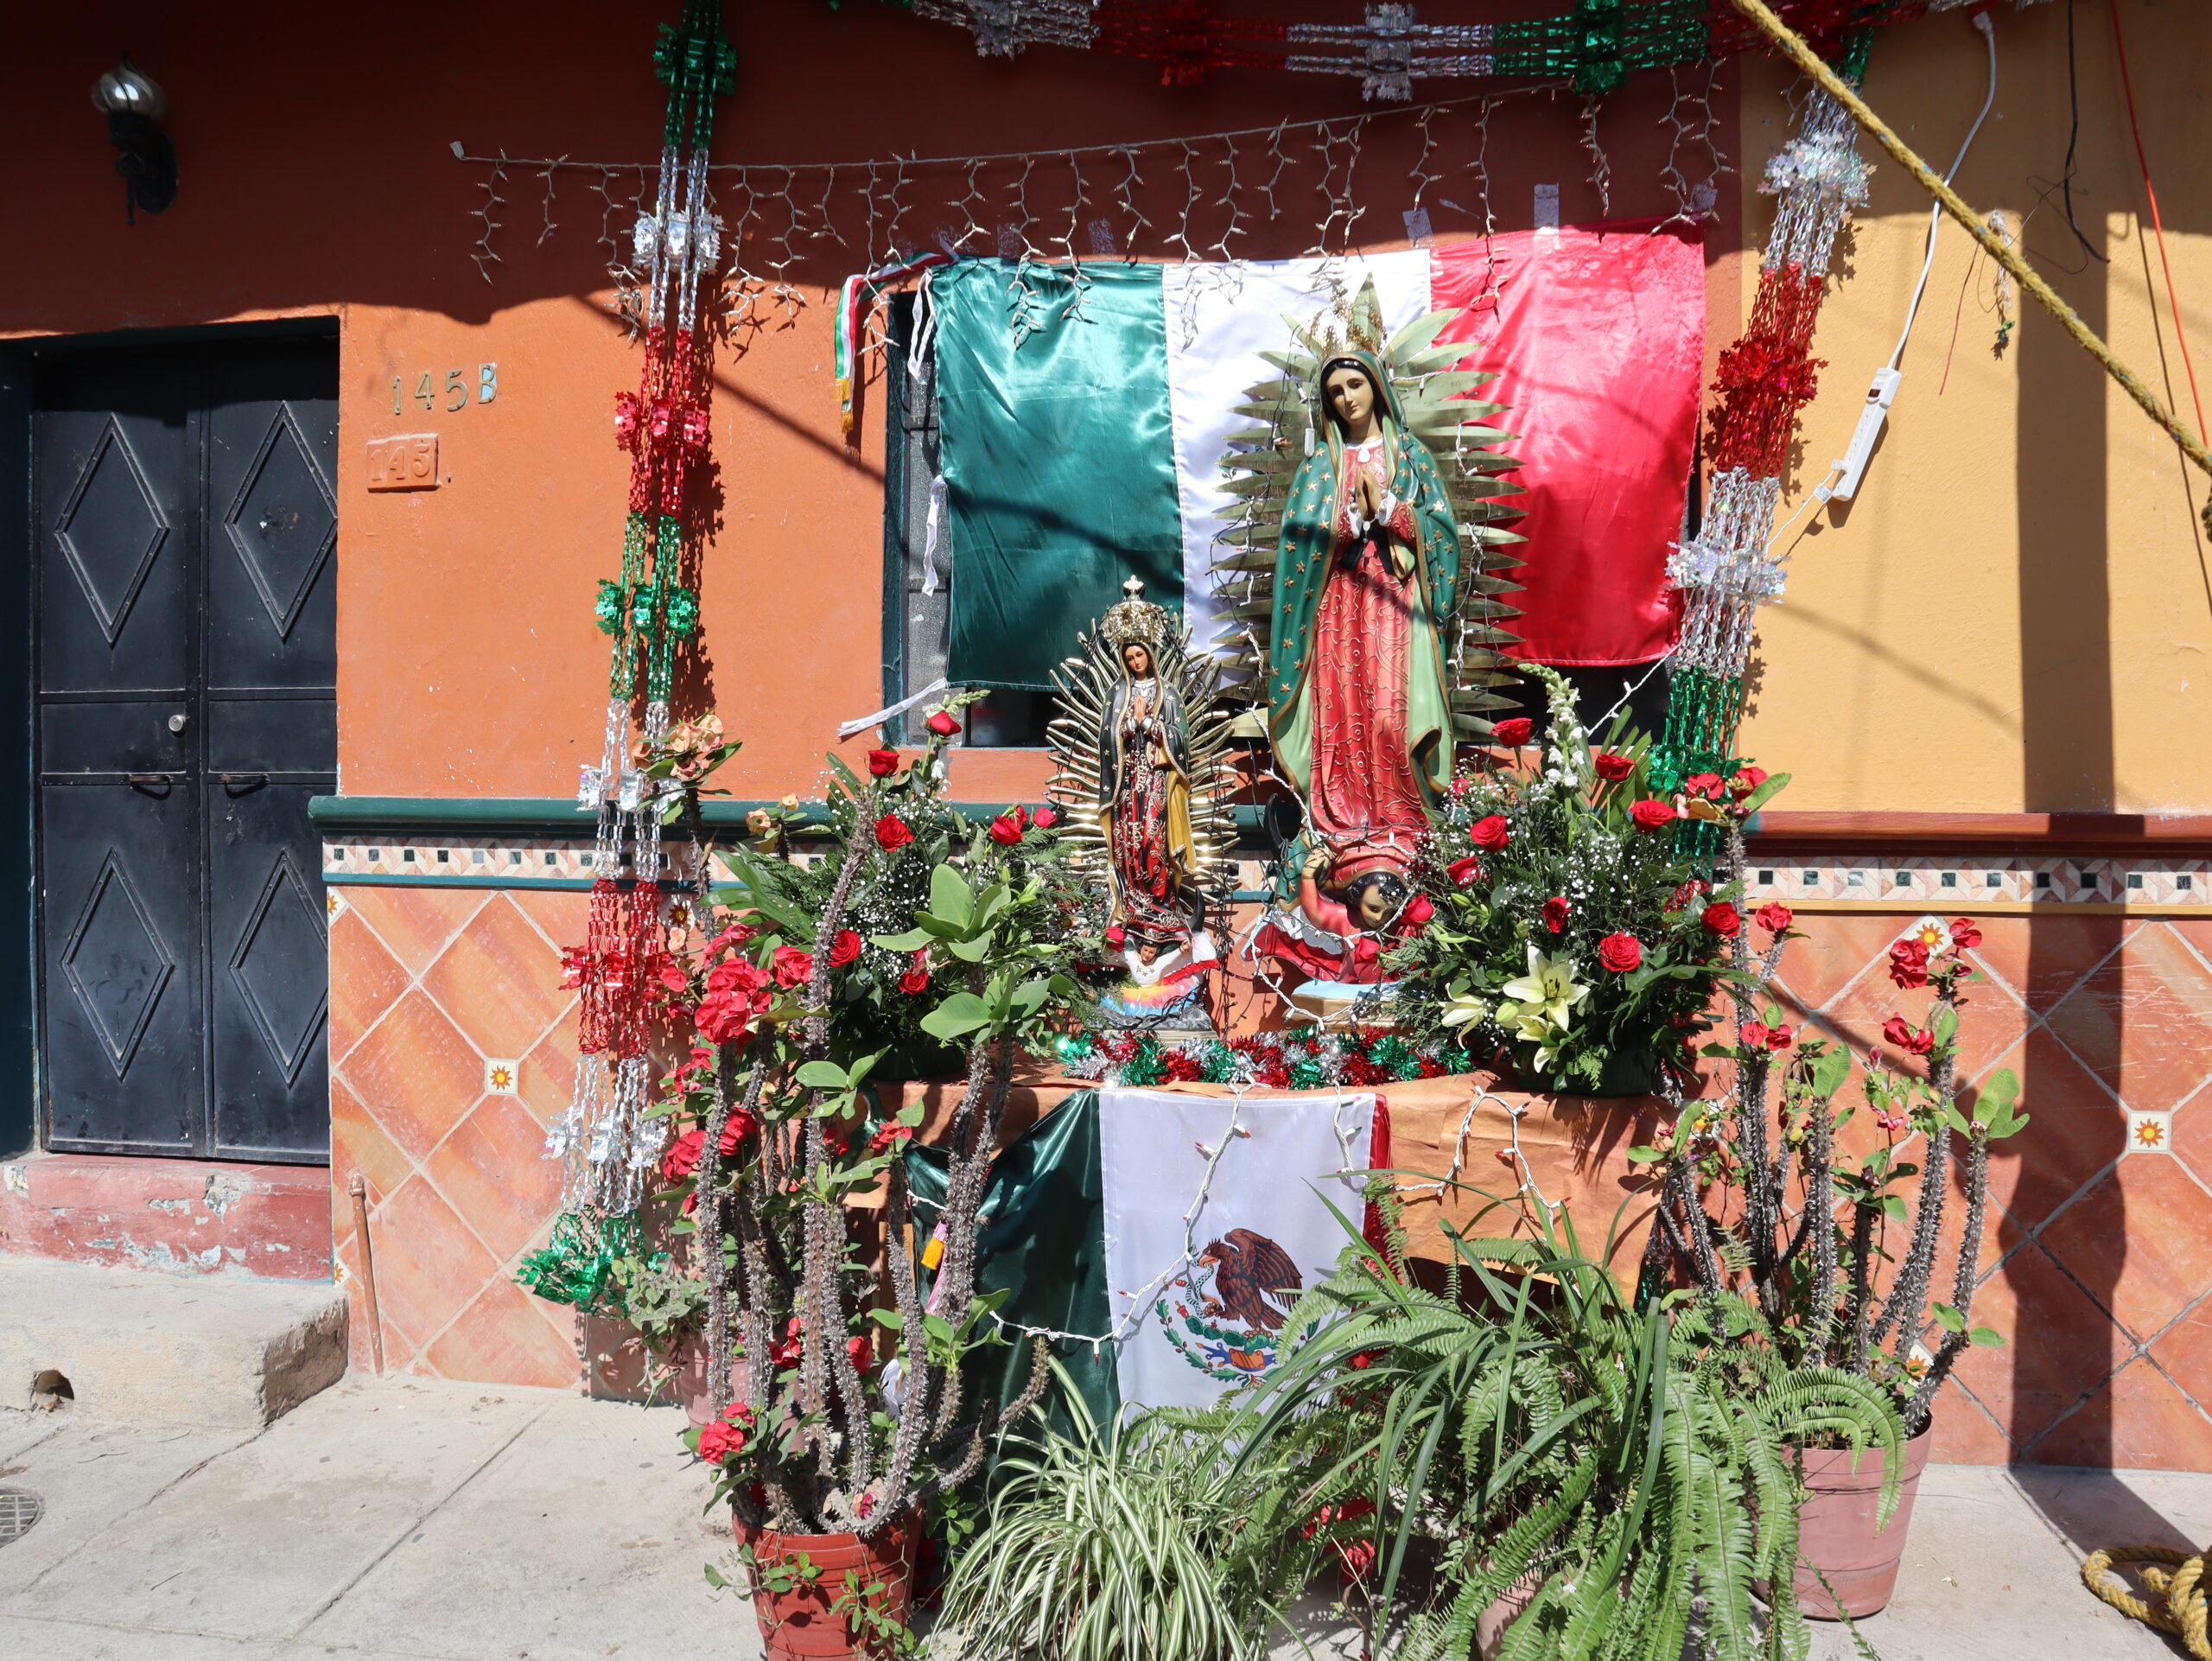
[936,262,1182,690]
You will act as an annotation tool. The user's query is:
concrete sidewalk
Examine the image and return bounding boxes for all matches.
[0,1376,753,1661]
[4,1373,2210,1661]
[1808,1461,2212,1660]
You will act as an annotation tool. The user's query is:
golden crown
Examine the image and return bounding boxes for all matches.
[1100,576,1170,651]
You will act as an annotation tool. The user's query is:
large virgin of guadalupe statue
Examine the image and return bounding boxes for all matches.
[1268,348,1460,881]
[1217,283,1526,894]
[1046,582,1233,1019]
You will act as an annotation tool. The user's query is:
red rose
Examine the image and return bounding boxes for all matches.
[1948,917,1982,951]
[1492,716,1534,748]
[1402,894,1434,926]
[1740,1021,1770,1049]
[771,945,814,989]
[662,1129,707,1183]
[1446,856,1484,888]
[867,748,899,778]
[1352,936,1381,966]
[1104,925,1126,948]
[1883,1015,1935,1056]
[1731,765,1769,798]
[1593,751,1634,782]
[988,811,1026,846]
[1598,932,1643,973]
[1753,902,1794,933]
[721,1109,758,1152]
[1469,814,1510,852]
[847,1335,872,1371]
[1630,799,1675,833]
[1033,805,1059,830]
[1765,1023,1794,1050]
[829,929,863,967]
[1701,901,1741,939]
[1682,772,1725,800]
[925,710,959,737]
[1888,939,1930,989]
[1541,895,1570,934]
[898,950,931,995]
[874,814,913,850]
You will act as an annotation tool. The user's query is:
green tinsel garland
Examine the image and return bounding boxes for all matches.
[515,1210,640,1318]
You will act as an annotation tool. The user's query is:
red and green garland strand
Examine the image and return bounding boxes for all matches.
[526,3,734,1311]
[913,0,1960,98]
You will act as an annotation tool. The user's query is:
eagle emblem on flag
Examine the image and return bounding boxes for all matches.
[1156,1227,1313,1382]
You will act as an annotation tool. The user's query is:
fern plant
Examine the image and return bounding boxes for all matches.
[1210,1194,1904,1661]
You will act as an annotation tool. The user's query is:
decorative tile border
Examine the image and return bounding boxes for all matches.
[1742,854,2209,911]
[325,838,2212,913]
[322,837,734,888]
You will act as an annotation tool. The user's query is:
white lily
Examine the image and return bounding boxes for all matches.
[1440,993,1491,1030]
[1498,946,1588,1032]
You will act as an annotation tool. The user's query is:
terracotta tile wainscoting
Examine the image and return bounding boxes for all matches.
[320,804,2212,1472]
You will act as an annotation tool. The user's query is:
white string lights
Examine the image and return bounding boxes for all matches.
[449,86,1562,295]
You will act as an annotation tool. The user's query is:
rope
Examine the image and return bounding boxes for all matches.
[2082,1543,2212,1659]
[1723,0,2212,538]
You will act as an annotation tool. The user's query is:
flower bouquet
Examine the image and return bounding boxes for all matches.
[1389,669,1785,1096]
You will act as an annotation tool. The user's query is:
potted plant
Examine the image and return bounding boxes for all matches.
[660,695,1105,1659]
[1633,823,2030,1618]
[1388,668,1783,1096]
[939,1378,1319,1661]
[1192,1190,1902,1661]
[604,1231,713,1422]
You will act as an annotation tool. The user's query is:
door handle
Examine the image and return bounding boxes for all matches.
[127,773,175,794]
[220,773,269,794]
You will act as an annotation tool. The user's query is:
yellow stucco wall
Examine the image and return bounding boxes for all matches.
[1734,0,2212,814]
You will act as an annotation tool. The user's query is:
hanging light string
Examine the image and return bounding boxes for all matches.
[450,83,1564,283]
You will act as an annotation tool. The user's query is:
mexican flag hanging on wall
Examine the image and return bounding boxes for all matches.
[906,1087,1382,1425]
[930,223,1707,690]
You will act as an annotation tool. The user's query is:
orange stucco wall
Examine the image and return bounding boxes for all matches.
[3,3,1732,803]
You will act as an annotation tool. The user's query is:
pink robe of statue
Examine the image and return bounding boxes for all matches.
[1307,438,1427,879]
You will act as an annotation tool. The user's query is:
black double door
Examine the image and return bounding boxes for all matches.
[33,339,337,1162]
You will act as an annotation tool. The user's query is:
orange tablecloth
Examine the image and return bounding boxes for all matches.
[894,1071,1667,1283]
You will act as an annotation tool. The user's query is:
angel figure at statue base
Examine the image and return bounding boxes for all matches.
[1246,847,1429,1020]
[1096,927,1220,1033]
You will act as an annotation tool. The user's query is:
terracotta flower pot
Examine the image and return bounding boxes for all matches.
[1476,1567,1544,1659]
[1792,1422,1932,1620]
[670,1333,749,1427]
[738,1512,921,1661]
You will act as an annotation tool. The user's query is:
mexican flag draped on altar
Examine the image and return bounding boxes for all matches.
[929,222,1707,691]
[905,1088,1382,1423]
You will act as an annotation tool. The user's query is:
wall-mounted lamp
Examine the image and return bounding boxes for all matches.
[92,54,175,221]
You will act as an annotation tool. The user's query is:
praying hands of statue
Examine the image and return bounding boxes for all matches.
[1357,468,1415,582]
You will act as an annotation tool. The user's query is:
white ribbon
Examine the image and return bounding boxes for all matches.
[836,676,951,741]
[920,474,948,595]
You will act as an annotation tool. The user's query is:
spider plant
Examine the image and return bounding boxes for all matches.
[1215,1192,1904,1661]
[938,1374,1319,1661]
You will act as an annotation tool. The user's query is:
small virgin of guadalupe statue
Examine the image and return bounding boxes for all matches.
[1046,580,1233,1030]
